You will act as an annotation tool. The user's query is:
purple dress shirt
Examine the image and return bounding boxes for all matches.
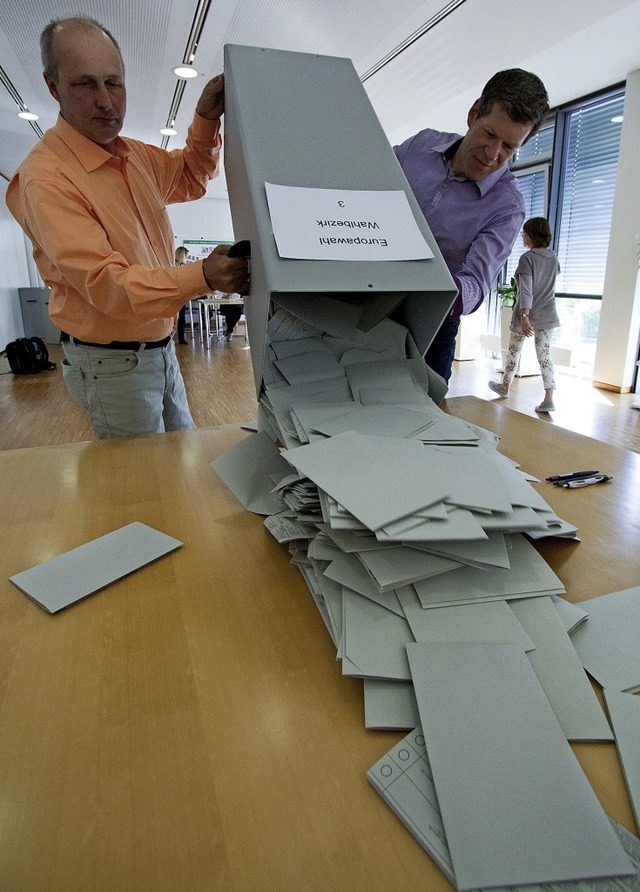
[394,129,525,316]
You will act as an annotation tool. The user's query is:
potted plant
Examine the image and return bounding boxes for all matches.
[497,276,518,308]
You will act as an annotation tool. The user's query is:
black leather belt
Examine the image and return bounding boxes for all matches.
[61,333,172,350]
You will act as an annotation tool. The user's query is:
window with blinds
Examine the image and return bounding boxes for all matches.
[555,90,624,297]
[514,125,555,166]
[501,89,624,296]
[488,86,626,376]
[505,166,548,281]
[502,124,555,281]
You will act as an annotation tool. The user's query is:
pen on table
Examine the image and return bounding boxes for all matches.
[555,474,613,489]
[545,470,599,482]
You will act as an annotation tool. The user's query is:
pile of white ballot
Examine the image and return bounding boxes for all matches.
[211,293,640,890]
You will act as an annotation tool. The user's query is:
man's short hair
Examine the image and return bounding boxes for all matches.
[40,16,123,79]
[476,69,549,140]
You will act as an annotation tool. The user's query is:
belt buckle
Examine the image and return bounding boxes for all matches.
[138,342,147,350]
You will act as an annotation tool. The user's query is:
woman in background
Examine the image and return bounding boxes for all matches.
[175,246,190,344]
[489,217,560,413]
[218,297,244,342]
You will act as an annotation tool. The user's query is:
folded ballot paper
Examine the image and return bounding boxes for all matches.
[211,298,585,695]
[209,296,637,888]
[9,522,182,613]
[367,726,639,891]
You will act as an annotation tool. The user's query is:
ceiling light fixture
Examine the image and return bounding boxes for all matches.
[611,115,624,124]
[161,0,213,149]
[173,65,198,79]
[160,126,178,136]
[0,65,44,136]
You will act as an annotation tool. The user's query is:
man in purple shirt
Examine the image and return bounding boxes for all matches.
[395,69,549,382]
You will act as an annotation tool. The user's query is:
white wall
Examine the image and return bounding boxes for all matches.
[593,68,640,390]
[0,179,31,350]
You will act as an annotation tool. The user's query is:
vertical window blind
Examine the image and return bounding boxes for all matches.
[554,91,624,296]
[503,124,554,280]
[514,126,554,166]
[505,167,548,280]
[501,90,624,298]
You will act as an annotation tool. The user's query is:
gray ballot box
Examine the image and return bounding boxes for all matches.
[223,44,457,397]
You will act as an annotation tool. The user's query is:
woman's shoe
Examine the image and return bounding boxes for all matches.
[488,380,509,398]
[535,401,556,412]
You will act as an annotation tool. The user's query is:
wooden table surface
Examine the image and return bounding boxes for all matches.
[0,398,638,891]
[443,397,640,602]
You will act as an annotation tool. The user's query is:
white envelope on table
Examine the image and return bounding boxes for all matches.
[406,641,634,890]
[603,688,640,830]
[509,596,614,741]
[9,521,182,614]
[281,431,452,531]
[210,430,290,515]
[341,588,414,680]
[363,678,420,730]
[570,586,640,693]
[413,533,565,609]
[397,589,535,652]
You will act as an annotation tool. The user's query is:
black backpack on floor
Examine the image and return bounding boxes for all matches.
[5,337,56,374]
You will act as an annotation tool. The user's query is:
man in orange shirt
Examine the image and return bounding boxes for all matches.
[6,16,249,438]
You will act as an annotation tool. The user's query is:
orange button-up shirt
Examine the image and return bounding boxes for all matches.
[6,113,221,342]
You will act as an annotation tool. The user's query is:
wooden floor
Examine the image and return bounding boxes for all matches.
[1,333,639,453]
[447,354,640,455]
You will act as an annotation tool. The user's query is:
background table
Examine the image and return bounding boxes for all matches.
[0,399,638,891]
[197,297,246,347]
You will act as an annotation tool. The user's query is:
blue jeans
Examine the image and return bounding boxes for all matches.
[61,338,195,439]
[425,314,461,382]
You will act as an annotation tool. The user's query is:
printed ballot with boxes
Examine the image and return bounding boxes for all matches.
[214,45,640,891]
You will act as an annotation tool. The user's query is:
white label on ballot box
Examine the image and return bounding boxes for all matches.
[264,182,434,261]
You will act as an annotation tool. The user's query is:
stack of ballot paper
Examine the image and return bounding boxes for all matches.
[367,725,640,890]
[211,294,640,889]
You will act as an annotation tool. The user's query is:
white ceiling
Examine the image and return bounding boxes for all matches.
[2,0,640,205]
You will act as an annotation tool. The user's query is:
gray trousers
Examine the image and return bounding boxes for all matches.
[61,338,195,439]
